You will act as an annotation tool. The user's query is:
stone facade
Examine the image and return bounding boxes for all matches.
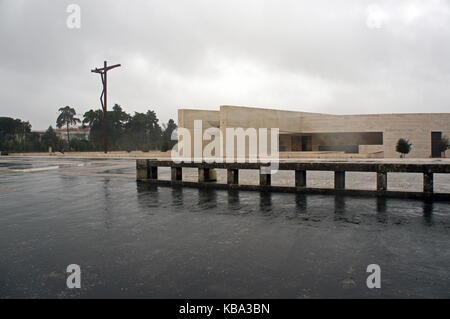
[178,105,450,158]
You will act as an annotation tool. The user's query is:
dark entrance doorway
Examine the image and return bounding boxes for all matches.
[291,136,302,151]
[431,132,442,158]
[301,136,312,151]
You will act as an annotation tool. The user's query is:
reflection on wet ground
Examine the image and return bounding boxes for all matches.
[0,157,449,298]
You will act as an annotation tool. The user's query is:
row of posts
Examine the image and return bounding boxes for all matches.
[143,164,434,193]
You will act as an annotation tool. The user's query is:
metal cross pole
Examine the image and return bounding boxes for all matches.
[91,61,121,153]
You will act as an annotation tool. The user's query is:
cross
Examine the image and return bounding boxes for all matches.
[91,61,121,153]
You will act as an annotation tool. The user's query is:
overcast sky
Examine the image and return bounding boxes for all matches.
[1,0,449,130]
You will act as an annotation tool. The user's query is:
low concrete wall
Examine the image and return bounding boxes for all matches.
[136,159,450,200]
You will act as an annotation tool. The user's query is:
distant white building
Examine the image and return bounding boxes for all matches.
[55,127,90,141]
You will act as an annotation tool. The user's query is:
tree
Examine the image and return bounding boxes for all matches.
[112,104,131,128]
[41,126,61,152]
[2,106,175,152]
[438,136,449,158]
[83,109,103,150]
[0,117,31,139]
[69,138,92,152]
[83,106,132,151]
[161,119,177,151]
[396,138,412,158]
[0,117,32,151]
[124,110,162,151]
[110,104,131,149]
[82,109,102,128]
[56,106,81,144]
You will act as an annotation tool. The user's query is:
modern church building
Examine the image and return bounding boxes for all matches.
[178,105,450,159]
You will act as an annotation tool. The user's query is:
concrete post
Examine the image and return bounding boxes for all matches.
[227,169,239,185]
[260,172,271,186]
[136,159,148,180]
[171,167,182,181]
[149,165,158,179]
[198,167,210,182]
[208,169,217,182]
[334,171,345,189]
[295,170,307,188]
[376,172,387,191]
[423,172,433,193]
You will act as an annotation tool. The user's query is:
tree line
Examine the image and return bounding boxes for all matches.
[0,117,50,154]
[0,105,177,154]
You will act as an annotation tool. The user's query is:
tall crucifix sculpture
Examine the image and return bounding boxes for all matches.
[91,61,121,153]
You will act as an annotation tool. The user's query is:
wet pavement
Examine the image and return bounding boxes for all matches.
[0,157,449,298]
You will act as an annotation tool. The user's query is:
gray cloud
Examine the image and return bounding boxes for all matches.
[1,0,449,129]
